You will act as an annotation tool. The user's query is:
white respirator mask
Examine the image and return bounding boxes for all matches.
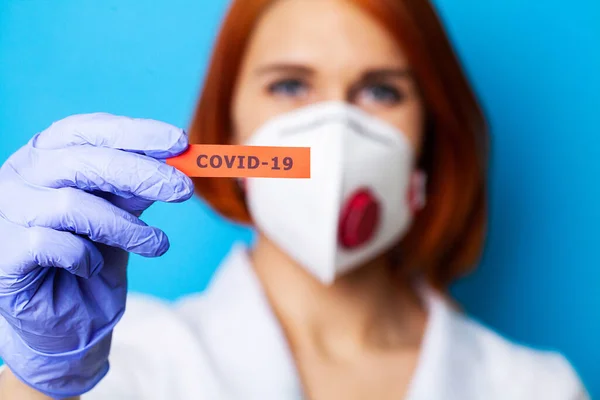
[243,102,424,285]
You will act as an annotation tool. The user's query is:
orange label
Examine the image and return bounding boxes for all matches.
[166,144,311,178]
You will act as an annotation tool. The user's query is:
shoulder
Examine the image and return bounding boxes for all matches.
[117,292,226,379]
[86,293,224,399]
[445,306,588,399]
[89,244,288,399]
[112,293,199,347]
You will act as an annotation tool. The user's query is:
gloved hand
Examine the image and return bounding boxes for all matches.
[0,113,194,398]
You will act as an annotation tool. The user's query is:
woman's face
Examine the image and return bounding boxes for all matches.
[231,0,426,150]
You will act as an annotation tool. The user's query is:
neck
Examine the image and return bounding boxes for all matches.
[250,234,427,361]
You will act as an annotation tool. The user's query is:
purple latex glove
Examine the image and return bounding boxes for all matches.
[0,113,194,398]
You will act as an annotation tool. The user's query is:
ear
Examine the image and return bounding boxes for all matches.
[408,170,427,213]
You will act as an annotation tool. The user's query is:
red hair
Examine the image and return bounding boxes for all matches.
[188,0,489,289]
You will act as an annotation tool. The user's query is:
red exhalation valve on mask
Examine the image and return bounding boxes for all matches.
[338,189,381,249]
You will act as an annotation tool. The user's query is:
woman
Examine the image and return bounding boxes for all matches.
[0,0,588,399]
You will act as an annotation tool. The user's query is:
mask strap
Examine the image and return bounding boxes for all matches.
[235,178,247,200]
[410,170,428,212]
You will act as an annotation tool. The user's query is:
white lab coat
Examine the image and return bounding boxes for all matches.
[5,243,587,399]
[79,243,589,399]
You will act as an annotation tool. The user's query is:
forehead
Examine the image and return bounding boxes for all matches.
[244,0,409,68]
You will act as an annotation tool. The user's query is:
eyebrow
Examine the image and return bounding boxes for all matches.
[255,63,315,76]
[255,63,412,80]
[361,68,412,81]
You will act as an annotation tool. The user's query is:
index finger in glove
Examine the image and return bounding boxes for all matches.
[33,113,189,159]
[12,145,194,203]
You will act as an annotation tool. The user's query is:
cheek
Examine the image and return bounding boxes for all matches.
[231,84,299,145]
[377,101,425,151]
[231,91,263,145]
[231,111,260,145]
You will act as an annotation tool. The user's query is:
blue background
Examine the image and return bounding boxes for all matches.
[1,0,598,395]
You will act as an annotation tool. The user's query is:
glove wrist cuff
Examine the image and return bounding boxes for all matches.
[0,319,113,398]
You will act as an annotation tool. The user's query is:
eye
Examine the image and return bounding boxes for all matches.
[360,83,405,105]
[267,78,309,98]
